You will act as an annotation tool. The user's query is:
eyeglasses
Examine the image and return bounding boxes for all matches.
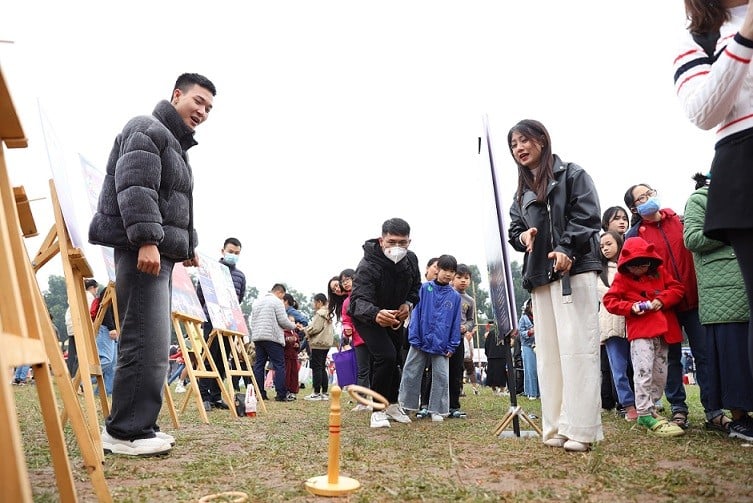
[384,239,410,247]
[627,262,651,269]
[633,189,657,206]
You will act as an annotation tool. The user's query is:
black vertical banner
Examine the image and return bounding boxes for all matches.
[479,115,518,337]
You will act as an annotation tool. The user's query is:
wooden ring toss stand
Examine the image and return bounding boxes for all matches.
[303,385,388,497]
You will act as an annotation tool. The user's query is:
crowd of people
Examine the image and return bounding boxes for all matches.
[11,1,753,460]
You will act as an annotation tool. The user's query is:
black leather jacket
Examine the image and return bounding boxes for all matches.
[508,155,602,292]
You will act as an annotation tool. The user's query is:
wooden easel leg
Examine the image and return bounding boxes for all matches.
[162,381,180,429]
[0,353,34,503]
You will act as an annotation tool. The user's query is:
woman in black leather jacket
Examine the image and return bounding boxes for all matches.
[506,119,603,452]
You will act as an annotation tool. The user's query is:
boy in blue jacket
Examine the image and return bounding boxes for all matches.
[398,255,462,422]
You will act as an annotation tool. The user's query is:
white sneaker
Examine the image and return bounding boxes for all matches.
[101,429,171,456]
[385,403,412,423]
[155,431,175,446]
[431,413,444,422]
[303,393,321,401]
[320,393,329,400]
[543,435,567,448]
[370,411,390,428]
[564,440,591,452]
[352,403,372,412]
[174,383,186,393]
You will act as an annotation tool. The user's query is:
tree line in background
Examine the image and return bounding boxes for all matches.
[41,261,527,345]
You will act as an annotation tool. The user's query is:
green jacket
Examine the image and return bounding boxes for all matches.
[683,186,749,324]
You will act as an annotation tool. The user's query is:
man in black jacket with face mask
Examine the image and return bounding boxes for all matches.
[348,217,421,429]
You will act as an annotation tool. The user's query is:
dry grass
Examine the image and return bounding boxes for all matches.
[11,381,753,502]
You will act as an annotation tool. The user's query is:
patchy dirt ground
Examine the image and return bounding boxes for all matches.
[15,384,753,502]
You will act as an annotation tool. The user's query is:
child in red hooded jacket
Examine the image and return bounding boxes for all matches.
[603,237,686,437]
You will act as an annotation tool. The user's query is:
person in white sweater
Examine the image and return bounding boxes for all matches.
[674,0,753,375]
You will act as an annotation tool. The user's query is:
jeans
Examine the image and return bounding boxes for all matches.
[95,325,117,396]
[252,340,286,399]
[521,345,539,398]
[106,249,174,441]
[399,346,450,415]
[668,308,721,419]
[14,365,30,382]
[604,336,634,407]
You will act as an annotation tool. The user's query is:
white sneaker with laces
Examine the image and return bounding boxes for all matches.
[431,413,444,422]
[303,393,321,401]
[352,403,372,412]
[101,429,171,456]
[385,403,412,423]
[370,411,390,428]
[174,383,186,393]
[320,393,329,400]
[155,431,175,446]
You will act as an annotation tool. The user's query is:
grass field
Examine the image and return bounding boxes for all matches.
[11,381,753,502]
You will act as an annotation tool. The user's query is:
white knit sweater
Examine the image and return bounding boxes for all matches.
[674,5,753,141]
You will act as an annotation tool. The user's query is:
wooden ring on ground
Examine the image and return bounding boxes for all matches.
[346,384,389,411]
[198,491,249,502]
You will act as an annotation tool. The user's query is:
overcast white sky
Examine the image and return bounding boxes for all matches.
[1,1,714,298]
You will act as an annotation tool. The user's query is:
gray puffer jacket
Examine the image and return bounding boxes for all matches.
[88,100,199,261]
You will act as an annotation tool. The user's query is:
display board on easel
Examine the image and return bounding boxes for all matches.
[196,252,265,415]
[479,115,540,439]
[0,65,111,502]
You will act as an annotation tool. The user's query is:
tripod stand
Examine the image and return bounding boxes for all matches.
[493,327,541,438]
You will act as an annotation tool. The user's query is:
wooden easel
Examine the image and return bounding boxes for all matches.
[34,180,107,441]
[171,313,237,422]
[0,66,111,502]
[207,327,266,414]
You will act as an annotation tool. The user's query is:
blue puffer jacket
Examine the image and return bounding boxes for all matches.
[89,100,199,261]
[408,281,462,356]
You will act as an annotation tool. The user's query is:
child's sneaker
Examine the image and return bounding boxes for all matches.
[624,405,638,422]
[431,413,444,422]
[174,383,186,393]
[415,407,430,419]
[448,409,467,419]
[385,403,411,423]
[728,417,753,442]
[370,411,390,428]
[637,415,685,437]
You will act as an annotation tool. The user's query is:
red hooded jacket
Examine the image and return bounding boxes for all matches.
[625,208,698,312]
[602,237,685,344]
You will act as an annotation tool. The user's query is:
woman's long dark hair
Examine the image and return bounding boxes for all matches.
[599,230,624,287]
[508,119,554,206]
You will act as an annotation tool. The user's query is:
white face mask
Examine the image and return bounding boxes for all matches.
[223,253,239,266]
[384,246,408,264]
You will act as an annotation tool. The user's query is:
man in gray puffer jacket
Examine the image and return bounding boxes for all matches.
[89,73,216,457]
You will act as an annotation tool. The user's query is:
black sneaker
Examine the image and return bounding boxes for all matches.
[275,395,295,402]
[212,400,230,410]
[448,409,467,419]
[729,419,753,442]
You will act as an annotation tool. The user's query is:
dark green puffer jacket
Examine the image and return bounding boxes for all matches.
[683,186,749,324]
[89,100,198,261]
